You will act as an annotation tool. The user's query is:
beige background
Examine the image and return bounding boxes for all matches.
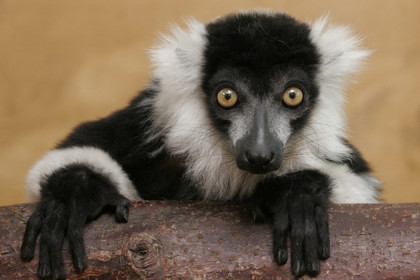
[1,0,419,206]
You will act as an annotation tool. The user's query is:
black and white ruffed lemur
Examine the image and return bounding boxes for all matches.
[21,10,380,279]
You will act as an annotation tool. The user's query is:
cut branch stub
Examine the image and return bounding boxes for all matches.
[126,233,166,278]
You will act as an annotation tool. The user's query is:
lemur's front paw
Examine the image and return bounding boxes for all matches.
[250,170,331,277]
[272,195,329,277]
[21,165,130,280]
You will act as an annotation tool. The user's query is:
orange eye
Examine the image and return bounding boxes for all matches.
[217,88,238,108]
[282,87,303,107]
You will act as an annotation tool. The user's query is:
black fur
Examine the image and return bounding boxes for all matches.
[341,140,371,174]
[203,12,319,78]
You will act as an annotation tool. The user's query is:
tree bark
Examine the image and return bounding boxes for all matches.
[0,201,419,279]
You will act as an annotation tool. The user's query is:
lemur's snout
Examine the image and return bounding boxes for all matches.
[235,103,283,174]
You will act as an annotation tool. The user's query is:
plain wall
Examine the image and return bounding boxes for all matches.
[1,0,419,205]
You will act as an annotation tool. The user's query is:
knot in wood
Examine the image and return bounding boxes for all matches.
[126,233,166,278]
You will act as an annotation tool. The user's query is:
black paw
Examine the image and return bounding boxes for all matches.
[272,198,330,277]
[21,165,131,279]
[252,170,331,277]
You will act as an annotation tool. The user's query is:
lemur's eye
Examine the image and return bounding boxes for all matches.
[217,88,238,108]
[282,87,304,107]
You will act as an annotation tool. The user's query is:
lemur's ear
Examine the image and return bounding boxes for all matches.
[149,19,206,93]
[309,16,371,91]
[148,19,207,128]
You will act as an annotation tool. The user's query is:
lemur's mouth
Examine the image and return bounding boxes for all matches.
[241,160,281,174]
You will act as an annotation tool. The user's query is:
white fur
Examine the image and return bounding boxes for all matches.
[149,19,207,130]
[26,147,140,202]
[324,164,380,203]
[147,12,379,202]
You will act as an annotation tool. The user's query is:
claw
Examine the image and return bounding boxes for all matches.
[306,261,320,277]
[20,246,34,262]
[38,264,51,278]
[292,259,306,277]
[319,246,330,260]
[74,255,87,272]
[275,249,288,265]
[115,205,129,223]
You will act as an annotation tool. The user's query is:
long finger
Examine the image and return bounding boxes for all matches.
[68,200,88,272]
[302,201,320,277]
[21,204,43,261]
[289,199,306,276]
[108,194,130,223]
[47,203,67,280]
[272,201,289,265]
[37,201,67,280]
[37,200,56,279]
[315,205,330,260]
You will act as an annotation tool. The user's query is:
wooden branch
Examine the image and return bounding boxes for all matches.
[0,201,419,279]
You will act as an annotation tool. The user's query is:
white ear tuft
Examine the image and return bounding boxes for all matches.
[149,18,206,88]
[148,19,207,129]
[310,16,371,89]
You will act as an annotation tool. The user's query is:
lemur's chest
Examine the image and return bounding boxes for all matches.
[181,151,265,201]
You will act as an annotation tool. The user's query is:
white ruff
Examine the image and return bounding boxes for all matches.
[26,146,140,202]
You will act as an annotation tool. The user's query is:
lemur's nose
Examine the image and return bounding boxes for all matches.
[246,150,274,167]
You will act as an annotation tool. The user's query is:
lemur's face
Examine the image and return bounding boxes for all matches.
[202,13,320,174]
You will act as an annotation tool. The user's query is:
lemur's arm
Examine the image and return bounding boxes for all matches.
[21,92,155,279]
[248,170,331,277]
